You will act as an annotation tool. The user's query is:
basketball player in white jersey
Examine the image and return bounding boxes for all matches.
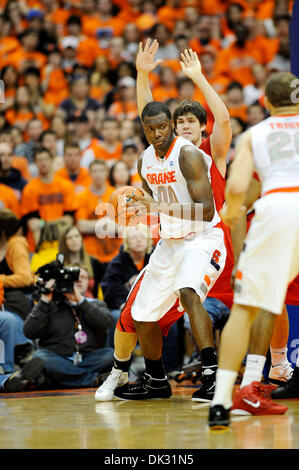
[111,100,226,400]
[209,71,299,429]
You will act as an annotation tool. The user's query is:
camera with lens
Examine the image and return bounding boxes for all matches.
[32,254,80,301]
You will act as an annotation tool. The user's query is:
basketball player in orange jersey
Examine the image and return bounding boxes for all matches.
[208,72,299,428]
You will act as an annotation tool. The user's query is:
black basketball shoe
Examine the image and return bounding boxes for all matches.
[208,405,230,429]
[191,365,217,402]
[271,367,299,399]
[114,372,172,400]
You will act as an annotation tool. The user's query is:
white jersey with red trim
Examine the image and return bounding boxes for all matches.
[250,114,299,195]
[141,136,220,239]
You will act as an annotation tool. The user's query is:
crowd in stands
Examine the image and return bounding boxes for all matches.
[0,0,295,391]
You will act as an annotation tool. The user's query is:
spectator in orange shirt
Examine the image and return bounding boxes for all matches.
[243,62,268,106]
[3,0,28,36]
[0,141,27,201]
[189,16,221,57]
[199,49,231,97]
[5,86,37,132]
[65,14,103,68]
[0,183,20,217]
[220,2,245,47]
[81,116,122,169]
[22,66,53,124]
[41,48,69,107]
[0,64,19,112]
[108,76,139,122]
[224,80,248,123]
[55,142,91,194]
[21,146,77,249]
[82,0,124,38]
[76,159,123,268]
[123,22,141,57]
[0,129,30,181]
[3,29,47,72]
[157,0,184,32]
[215,22,263,86]
[0,15,20,63]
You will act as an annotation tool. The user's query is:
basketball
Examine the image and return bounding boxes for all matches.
[109,186,144,226]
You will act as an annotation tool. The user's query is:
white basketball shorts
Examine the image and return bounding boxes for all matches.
[234,192,299,314]
[131,227,226,322]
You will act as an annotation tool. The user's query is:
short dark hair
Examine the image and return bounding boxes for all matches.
[34,146,53,160]
[39,129,56,142]
[265,72,298,108]
[64,142,81,152]
[173,100,207,127]
[141,101,172,122]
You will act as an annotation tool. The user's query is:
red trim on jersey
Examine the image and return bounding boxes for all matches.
[154,136,178,162]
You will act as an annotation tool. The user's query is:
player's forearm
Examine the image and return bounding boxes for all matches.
[225,189,246,219]
[193,72,230,125]
[137,71,153,117]
[230,213,247,265]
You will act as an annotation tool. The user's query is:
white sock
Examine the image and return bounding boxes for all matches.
[270,347,288,366]
[211,369,237,409]
[241,354,266,387]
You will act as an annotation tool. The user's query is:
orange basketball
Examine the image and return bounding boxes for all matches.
[108,186,144,226]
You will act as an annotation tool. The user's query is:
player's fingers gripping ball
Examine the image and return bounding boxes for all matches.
[108,186,145,226]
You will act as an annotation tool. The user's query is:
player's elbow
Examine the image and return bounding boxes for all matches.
[204,203,214,222]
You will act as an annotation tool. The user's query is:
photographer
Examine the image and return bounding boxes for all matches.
[23,261,114,389]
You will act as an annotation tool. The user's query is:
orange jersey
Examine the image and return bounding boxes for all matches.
[76,184,123,263]
[55,167,92,194]
[21,174,78,221]
[0,183,20,217]
[81,15,124,37]
[108,100,139,121]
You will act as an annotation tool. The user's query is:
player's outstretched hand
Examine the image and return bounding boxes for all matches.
[136,38,163,73]
[180,48,202,80]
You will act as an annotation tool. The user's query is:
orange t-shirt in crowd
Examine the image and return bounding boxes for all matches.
[227,103,249,122]
[215,42,263,86]
[2,47,47,71]
[81,15,124,38]
[0,36,20,61]
[108,100,139,121]
[21,174,78,222]
[55,166,92,194]
[5,109,49,131]
[152,85,179,102]
[41,67,69,106]
[76,184,123,264]
[21,175,78,251]
[12,155,31,181]
[0,183,20,217]
[76,36,105,68]
[157,5,185,30]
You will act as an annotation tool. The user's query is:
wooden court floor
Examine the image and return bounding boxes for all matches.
[0,380,299,450]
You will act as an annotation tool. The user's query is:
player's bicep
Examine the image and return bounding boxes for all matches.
[179,147,213,203]
[137,153,153,197]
